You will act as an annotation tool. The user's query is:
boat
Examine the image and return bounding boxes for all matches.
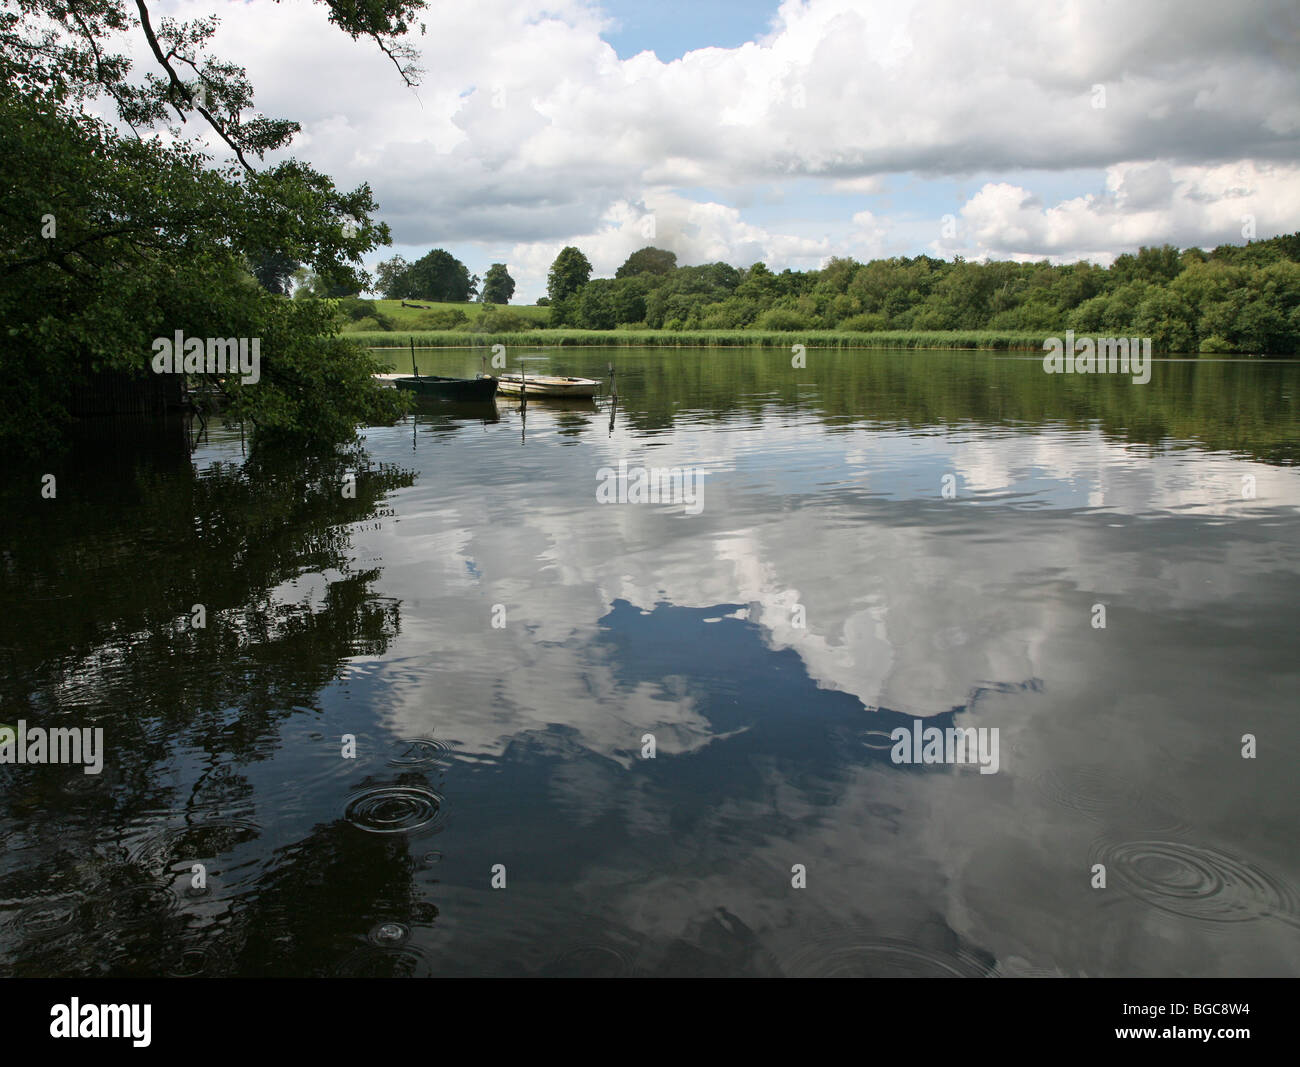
[494,373,600,399]
[377,372,499,401]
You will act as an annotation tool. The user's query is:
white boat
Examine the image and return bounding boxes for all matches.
[494,373,600,399]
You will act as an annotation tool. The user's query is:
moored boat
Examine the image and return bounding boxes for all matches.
[495,373,600,399]
[386,373,499,400]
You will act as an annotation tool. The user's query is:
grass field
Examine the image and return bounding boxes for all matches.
[343,300,551,332]
[353,328,1056,354]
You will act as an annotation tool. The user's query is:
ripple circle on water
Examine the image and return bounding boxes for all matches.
[783,935,992,978]
[333,945,433,977]
[368,921,410,946]
[1095,838,1300,924]
[1035,766,1187,833]
[344,785,443,834]
[388,737,455,768]
[129,818,261,873]
[10,894,84,939]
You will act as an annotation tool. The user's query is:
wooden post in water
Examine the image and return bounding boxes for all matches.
[410,336,417,376]
[519,372,527,446]
[608,361,617,399]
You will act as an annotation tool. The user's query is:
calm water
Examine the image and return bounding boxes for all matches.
[3,347,1299,977]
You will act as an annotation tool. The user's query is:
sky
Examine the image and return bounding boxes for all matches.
[151,0,1300,300]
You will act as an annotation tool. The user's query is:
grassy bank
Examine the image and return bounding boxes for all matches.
[344,300,551,332]
[351,328,1055,351]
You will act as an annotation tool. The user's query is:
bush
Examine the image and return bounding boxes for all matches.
[1199,335,1235,353]
[470,308,531,332]
[755,308,807,330]
[415,308,468,329]
[337,297,393,330]
[838,312,889,332]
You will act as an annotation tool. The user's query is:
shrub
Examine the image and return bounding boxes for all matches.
[471,308,531,332]
[755,308,807,330]
[337,297,393,330]
[838,312,889,332]
[416,308,469,329]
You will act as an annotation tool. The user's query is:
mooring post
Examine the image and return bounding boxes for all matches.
[410,336,416,376]
[608,361,617,399]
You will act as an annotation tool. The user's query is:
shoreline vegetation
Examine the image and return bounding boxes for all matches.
[351,328,1266,355]
[355,328,1053,350]
[352,234,1300,358]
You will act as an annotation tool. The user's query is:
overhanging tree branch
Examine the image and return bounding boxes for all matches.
[133,0,254,171]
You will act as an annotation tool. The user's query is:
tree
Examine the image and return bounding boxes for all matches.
[481,263,515,304]
[0,0,423,455]
[249,249,300,295]
[615,246,677,279]
[547,246,593,303]
[402,249,473,302]
[575,280,617,328]
[374,255,412,299]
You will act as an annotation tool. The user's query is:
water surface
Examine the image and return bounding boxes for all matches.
[2,347,1299,976]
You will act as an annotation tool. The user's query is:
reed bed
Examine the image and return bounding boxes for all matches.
[352,329,1055,351]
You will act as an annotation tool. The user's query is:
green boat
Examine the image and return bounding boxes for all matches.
[388,373,499,401]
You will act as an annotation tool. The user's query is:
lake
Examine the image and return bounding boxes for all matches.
[2,346,1299,977]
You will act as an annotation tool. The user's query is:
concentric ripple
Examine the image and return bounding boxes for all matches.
[10,894,83,939]
[165,941,234,978]
[782,936,993,978]
[1095,838,1300,924]
[130,818,261,872]
[333,945,434,977]
[387,737,456,768]
[368,921,410,946]
[101,883,178,929]
[1035,766,1187,833]
[344,785,443,834]
[540,944,638,978]
[861,730,899,751]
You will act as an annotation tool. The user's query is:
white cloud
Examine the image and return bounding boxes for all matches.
[124,1,1300,295]
[935,160,1300,263]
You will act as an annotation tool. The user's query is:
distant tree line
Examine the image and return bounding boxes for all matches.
[542,235,1300,354]
[368,250,516,305]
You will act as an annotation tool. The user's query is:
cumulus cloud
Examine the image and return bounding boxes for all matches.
[129,0,1300,294]
[936,160,1300,263]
